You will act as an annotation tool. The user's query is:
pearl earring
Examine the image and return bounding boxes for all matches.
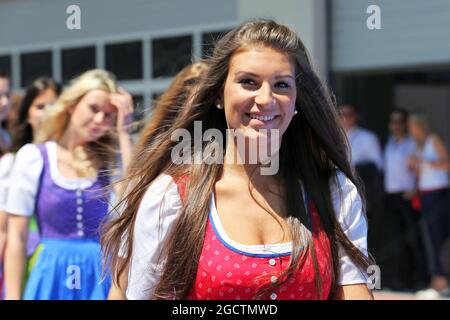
[216,103,223,110]
[294,109,298,115]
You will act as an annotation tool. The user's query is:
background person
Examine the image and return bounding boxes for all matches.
[383,108,427,291]
[4,69,134,300]
[0,77,61,298]
[408,113,450,298]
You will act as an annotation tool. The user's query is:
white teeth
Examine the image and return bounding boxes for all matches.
[249,114,276,121]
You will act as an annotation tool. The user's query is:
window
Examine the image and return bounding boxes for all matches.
[106,41,142,80]
[152,35,192,78]
[0,55,12,77]
[62,46,96,83]
[201,30,231,58]
[132,94,145,121]
[131,94,146,133]
[20,51,52,87]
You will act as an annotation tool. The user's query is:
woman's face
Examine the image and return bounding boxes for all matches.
[69,89,117,144]
[222,45,297,141]
[27,88,58,135]
[408,118,425,141]
[0,77,11,122]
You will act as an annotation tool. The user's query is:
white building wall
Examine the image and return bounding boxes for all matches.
[0,0,328,97]
[0,0,238,46]
[331,0,450,72]
[238,0,327,81]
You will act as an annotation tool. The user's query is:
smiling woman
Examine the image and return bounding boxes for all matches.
[102,19,374,300]
[219,45,297,168]
[222,46,297,137]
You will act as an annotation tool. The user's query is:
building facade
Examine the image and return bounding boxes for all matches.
[1,0,449,146]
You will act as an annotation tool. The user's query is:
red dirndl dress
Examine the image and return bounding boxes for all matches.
[175,176,333,300]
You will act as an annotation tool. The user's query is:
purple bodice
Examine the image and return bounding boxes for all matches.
[34,144,110,240]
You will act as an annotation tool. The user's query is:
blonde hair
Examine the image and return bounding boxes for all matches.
[37,69,119,176]
[409,113,431,133]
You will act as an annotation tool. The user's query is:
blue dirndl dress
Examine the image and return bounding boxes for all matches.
[23,144,111,300]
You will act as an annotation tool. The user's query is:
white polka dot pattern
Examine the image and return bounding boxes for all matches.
[187,201,333,300]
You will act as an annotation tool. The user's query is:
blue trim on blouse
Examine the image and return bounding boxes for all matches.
[207,194,309,258]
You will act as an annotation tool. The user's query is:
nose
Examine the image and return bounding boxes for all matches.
[93,111,105,124]
[254,82,274,107]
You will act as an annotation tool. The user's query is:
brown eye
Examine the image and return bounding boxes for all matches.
[239,79,257,86]
[275,81,290,89]
[89,104,100,113]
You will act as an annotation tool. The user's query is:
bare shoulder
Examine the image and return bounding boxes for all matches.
[431,134,449,154]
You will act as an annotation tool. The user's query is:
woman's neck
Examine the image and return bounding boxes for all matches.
[417,132,429,147]
[57,126,84,151]
[222,138,279,187]
[56,127,98,178]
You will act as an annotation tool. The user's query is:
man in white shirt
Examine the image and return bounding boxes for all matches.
[339,104,383,170]
[384,108,427,291]
[339,103,385,286]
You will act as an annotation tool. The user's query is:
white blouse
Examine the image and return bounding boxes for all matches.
[417,136,450,191]
[348,126,383,171]
[0,152,15,211]
[5,142,97,217]
[125,172,369,300]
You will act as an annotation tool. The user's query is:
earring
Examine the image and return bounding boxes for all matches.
[216,103,223,110]
[294,109,298,115]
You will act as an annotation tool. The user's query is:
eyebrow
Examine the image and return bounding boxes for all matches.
[234,71,295,80]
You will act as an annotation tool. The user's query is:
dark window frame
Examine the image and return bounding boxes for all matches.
[62,46,96,83]
[152,34,193,78]
[105,40,143,80]
[20,50,53,87]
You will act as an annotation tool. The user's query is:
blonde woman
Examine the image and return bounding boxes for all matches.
[408,114,450,298]
[4,69,133,300]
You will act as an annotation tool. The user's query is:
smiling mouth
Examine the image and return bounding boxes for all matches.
[246,113,279,121]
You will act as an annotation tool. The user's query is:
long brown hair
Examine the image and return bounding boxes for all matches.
[9,77,61,153]
[102,19,373,299]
